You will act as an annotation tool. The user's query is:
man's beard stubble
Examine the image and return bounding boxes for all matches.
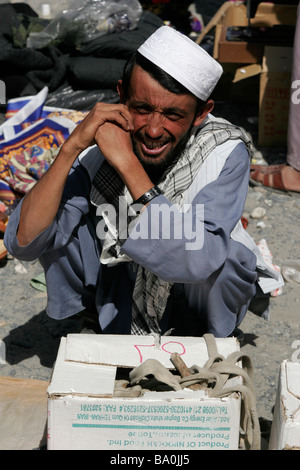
[132,129,193,185]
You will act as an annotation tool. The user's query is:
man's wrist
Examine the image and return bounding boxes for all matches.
[59,140,84,164]
[132,186,163,206]
[115,154,155,202]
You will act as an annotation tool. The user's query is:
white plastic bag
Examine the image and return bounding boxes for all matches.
[27,0,143,49]
[282,259,300,283]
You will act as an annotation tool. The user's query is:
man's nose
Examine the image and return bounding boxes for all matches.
[145,112,164,138]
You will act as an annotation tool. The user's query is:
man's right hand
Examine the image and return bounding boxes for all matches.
[62,102,134,155]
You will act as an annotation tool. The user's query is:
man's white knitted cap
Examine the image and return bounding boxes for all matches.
[138,26,223,101]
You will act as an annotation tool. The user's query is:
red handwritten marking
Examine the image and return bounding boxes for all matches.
[134,341,186,363]
[134,344,155,363]
[162,341,186,356]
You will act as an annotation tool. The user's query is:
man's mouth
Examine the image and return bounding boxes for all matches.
[140,139,169,156]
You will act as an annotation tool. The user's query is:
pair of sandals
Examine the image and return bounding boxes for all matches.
[250,163,300,196]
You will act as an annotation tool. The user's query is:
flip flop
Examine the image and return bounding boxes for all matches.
[0,202,8,234]
[250,166,300,197]
[0,239,7,261]
[250,163,285,173]
[0,220,7,234]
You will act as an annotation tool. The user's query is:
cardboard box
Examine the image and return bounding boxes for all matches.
[213,2,296,29]
[0,376,48,450]
[197,2,297,46]
[215,25,263,64]
[209,3,296,146]
[47,334,243,450]
[269,361,300,450]
[258,46,293,146]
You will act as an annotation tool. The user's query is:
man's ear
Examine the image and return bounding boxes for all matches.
[193,99,214,127]
[117,79,125,103]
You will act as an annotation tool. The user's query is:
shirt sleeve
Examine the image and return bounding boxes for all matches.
[121,142,251,283]
[4,160,92,262]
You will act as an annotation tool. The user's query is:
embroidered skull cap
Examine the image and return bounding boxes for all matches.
[138,26,223,101]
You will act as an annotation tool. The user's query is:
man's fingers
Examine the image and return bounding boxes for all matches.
[92,103,133,130]
[65,103,134,154]
[106,110,134,131]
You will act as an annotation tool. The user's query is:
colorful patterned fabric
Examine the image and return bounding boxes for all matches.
[0,180,17,204]
[0,116,75,180]
[4,93,88,128]
[1,87,48,139]
[0,86,87,196]
[4,145,60,194]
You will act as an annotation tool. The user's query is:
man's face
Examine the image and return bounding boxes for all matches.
[119,65,211,173]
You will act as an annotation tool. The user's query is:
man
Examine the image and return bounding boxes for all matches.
[4,26,281,337]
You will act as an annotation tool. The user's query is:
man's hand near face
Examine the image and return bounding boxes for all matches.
[16,102,153,247]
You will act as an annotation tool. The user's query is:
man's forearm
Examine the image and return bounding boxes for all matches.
[115,153,154,203]
[16,143,81,246]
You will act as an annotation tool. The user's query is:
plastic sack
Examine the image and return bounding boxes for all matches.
[282,260,300,284]
[27,0,143,50]
[45,85,120,110]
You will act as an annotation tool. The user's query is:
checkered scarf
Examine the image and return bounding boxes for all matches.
[90,117,253,335]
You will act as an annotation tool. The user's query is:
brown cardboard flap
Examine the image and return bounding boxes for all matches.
[233,64,262,83]
[0,376,49,450]
[216,2,297,27]
[252,3,297,27]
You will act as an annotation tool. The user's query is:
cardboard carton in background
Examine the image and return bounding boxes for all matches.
[259,46,293,146]
[209,2,297,147]
[197,2,297,47]
[221,46,293,146]
[269,360,300,450]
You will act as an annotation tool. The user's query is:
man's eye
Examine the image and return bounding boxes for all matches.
[134,107,151,114]
[165,113,183,121]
